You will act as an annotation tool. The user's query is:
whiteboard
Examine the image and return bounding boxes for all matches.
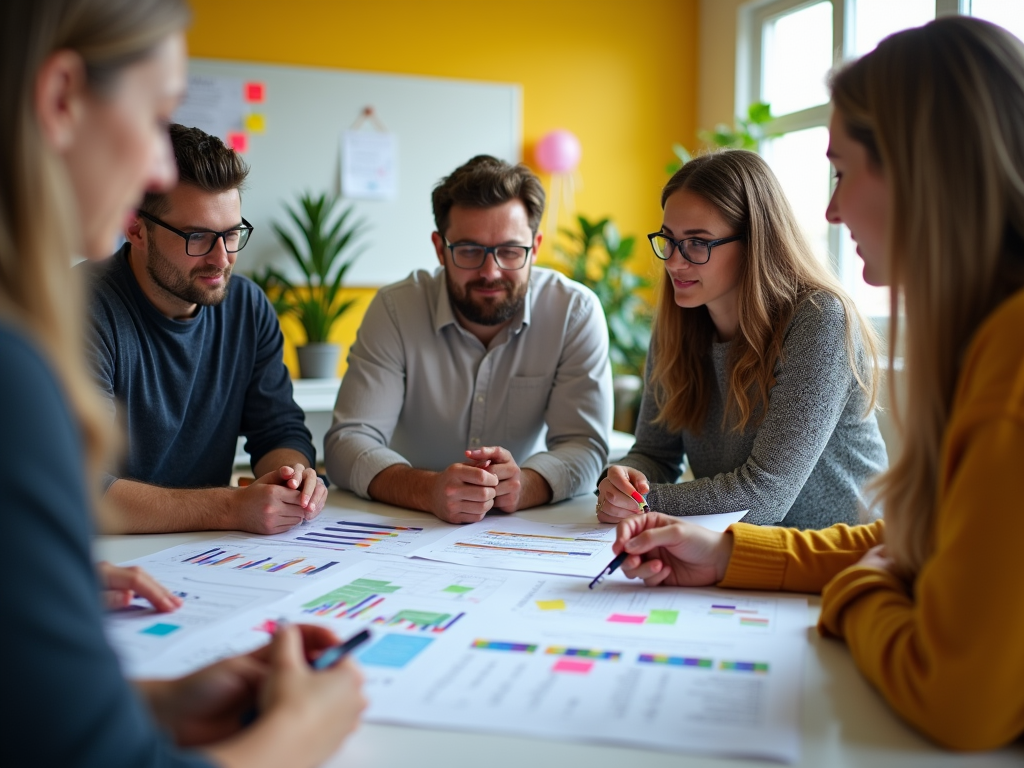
[178,59,522,286]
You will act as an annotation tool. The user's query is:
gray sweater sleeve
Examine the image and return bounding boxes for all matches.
[617,295,866,525]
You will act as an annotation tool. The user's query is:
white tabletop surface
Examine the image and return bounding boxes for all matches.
[95,491,1024,768]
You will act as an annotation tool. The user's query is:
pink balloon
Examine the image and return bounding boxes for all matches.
[534,129,582,173]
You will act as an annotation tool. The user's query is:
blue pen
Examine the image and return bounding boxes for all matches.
[588,551,628,590]
[312,628,372,670]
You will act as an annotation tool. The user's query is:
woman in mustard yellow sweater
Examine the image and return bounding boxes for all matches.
[613,16,1024,752]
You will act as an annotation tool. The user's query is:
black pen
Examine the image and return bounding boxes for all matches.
[588,551,628,589]
[312,628,372,670]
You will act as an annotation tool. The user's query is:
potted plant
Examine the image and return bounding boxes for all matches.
[667,101,777,172]
[251,191,367,379]
[551,215,652,432]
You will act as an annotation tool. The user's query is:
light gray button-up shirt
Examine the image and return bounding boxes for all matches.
[324,266,613,502]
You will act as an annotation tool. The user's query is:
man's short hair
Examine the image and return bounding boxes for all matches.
[431,155,546,236]
[140,124,250,217]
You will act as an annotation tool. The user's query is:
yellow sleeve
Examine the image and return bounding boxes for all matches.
[819,417,1024,750]
[718,519,883,593]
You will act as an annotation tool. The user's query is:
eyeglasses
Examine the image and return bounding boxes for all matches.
[139,210,254,257]
[444,238,533,270]
[647,232,743,264]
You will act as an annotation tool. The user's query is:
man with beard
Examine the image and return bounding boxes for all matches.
[79,124,326,534]
[324,155,612,523]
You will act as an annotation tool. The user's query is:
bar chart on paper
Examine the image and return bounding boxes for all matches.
[173,543,344,578]
[263,512,441,554]
[412,518,617,577]
[514,581,778,637]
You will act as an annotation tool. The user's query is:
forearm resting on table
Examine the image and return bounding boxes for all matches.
[719,520,884,594]
[515,468,552,510]
[367,464,440,512]
[102,479,238,534]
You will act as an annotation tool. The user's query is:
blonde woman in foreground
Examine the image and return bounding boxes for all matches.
[614,16,1024,751]
[2,1,363,766]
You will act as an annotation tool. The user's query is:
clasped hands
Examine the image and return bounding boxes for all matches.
[234,463,328,535]
[430,446,525,524]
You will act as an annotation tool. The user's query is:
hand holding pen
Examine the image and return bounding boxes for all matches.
[595,465,651,524]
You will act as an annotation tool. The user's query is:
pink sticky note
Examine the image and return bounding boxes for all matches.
[553,659,594,674]
[227,131,248,153]
[607,613,646,624]
[245,82,265,103]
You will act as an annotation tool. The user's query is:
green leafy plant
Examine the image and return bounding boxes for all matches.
[667,102,777,173]
[551,215,652,378]
[251,192,367,344]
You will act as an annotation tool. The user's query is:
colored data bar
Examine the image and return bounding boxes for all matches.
[454,542,591,557]
[720,661,769,673]
[181,548,337,576]
[371,610,465,633]
[740,617,769,627]
[545,646,621,661]
[302,593,384,618]
[472,639,537,653]
[638,654,713,668]
[336,520,423,532]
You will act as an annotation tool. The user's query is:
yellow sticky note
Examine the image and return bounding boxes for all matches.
[244,113,266,134]
[536,600,566,611]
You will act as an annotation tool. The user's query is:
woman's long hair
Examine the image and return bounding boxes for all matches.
[650,150,878,435]
[0,0,189,489]
[832,17,1024,579]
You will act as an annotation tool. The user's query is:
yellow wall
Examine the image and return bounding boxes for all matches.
[186,0,699,376]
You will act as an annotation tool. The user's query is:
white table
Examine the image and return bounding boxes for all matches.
[95,491,1024,768]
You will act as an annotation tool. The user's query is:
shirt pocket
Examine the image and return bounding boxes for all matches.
[504,375,551,444]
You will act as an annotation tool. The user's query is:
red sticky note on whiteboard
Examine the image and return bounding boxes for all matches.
[227,131,248,153]
[245,82,265,103]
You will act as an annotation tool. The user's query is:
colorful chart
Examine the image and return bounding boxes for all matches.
[371,609,465,633]
[710,604,770,627]
[720,661,769,674]
[294,520,423,549]
[471,639,537,653]
[358,634,433,669]
[180,546,340,577]
[638,654,712,668]
[545,646,621,661]
[301,578,399,619]
[454,530,603,558]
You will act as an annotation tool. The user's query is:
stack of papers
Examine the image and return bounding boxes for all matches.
[104,505,804,763]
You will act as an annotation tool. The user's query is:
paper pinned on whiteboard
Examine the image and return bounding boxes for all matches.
[341,131,398,200]
[173,73,244,142]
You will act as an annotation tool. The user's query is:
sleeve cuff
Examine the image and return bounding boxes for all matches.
[522,452,576,503]
[349,446,412,499]
[718,523,791,590]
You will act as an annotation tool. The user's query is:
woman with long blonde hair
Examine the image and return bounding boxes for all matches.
[612,16,1024,749]
[598,149,886,529]
[2,1,364,766]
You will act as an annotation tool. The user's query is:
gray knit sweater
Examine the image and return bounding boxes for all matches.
[615,292,888,529]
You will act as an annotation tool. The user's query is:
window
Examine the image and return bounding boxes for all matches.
[737,0,1024,318]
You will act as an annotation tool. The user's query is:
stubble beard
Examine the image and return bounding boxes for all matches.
[446,269,529,326]
[146,238,232,307]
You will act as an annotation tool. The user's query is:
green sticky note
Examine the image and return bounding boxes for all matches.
[443,585,474,594]
[647,610,679,625]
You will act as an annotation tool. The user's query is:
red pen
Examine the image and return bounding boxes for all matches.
[630,491,650,513]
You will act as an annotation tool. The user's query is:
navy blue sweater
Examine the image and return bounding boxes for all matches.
[80,246,313,491]
[0,322,211,768]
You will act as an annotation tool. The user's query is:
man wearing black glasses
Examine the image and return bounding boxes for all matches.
[324,155,613,523]
[79,124,324,535]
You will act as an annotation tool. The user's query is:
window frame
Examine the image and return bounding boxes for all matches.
[736,0,965,302]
